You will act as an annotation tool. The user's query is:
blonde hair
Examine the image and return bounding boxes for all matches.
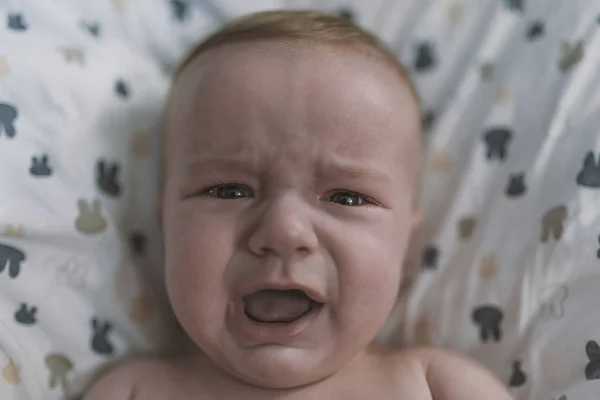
[173,9,420,106]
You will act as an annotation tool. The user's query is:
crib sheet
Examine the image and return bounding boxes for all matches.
[1,0,599,399]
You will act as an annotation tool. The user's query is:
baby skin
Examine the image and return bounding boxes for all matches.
[86,23,511,400]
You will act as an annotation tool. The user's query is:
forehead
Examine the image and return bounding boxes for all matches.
[166,42,420,176]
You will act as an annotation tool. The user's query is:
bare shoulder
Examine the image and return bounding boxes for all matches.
[375,346,511,400]
[84,355,189,400]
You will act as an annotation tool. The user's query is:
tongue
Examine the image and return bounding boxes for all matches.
[243,289,314,323]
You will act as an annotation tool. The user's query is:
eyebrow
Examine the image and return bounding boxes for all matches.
[317,161,392,183]
[183,156,392,183]
[184,157,258,173]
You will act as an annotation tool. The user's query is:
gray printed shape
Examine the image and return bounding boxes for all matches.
[483,127,512,161]
[585,340,600,380]
[0,103,18,138]
[509,360,526,387]
[170,0,189,22]
[414,42,436,72]
[576,152,600,188]
[96,160,122,197]
[91,318,114,355]
[7,13,27,31]
[472,306,503,343]
[30,154,52,177]
[506,173,527,197]
[14,303,37,325]
[0,243,26,278]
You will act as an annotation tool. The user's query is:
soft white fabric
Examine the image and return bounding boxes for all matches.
[0,2,177,398]
[2,0,600,399]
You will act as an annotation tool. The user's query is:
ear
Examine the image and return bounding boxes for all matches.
[77,199,88,212]
[92,198,101,212]
[103,321,112,333]
[91,318,98,329]
[97,160,105,173]
[586,340,600,360]
[584,152,596,167]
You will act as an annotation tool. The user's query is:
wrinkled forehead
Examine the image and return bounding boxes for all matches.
[164,42,421,181]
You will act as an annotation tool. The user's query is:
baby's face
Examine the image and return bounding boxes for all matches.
[163,42,421,389]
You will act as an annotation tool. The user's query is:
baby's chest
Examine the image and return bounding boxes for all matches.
[133,370,432,400]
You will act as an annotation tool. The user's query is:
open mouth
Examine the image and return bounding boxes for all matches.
[243,289,323,324]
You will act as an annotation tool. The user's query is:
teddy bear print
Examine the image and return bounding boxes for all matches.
[0,243,26,279]
[505,173,527,197]
[472,306,503,343]
[0,103,18,138]
[483,127,512,161]
[7,13,27,31]
[75,198,107,234]
[585,340,600,380]
[509,360,527,387]
[96,160,122,197]
[14,303,37,325]
[541,205,567,243]
[414,42,437,72]
[30,154,52,177]
[91,318,115,355]
[576,151,600,188]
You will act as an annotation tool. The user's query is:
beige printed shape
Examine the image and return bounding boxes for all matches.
[541,205,567,243]
[45,354,73,393]
[4,224,25,237]
[414,317,431,346]
[479,254,497,279]
[130,131,151,157]
[458,216,477,239]
[495,87,513,104]
[446,2,463,26]
[58,47,85,66]
[427,150,452,172]
[558,41,584,72]
[75,198,107,234]
[112,0,127,13]
[54,256,91,291]
[538,285,568,320]
[2,359,20,384]
[130,292,156,324]
[0,56,10,77]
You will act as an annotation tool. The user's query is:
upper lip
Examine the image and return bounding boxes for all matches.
[237,281,327,304]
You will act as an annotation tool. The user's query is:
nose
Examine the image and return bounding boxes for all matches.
[248,194,318,260]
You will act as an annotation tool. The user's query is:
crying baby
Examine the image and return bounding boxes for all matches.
[85,10,511,400]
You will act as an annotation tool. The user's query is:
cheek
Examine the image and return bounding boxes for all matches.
[163,206,235,326]
[334,209,412,323]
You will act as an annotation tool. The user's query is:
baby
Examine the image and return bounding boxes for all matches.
[85,10,511,400]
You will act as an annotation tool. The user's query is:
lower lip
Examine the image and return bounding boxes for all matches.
[227,300,324,344]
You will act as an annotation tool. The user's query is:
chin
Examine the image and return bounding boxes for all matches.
[221,345,337,389]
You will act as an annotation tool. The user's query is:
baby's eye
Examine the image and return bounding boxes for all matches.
[207,184,252,199]
[324,191,369,206]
